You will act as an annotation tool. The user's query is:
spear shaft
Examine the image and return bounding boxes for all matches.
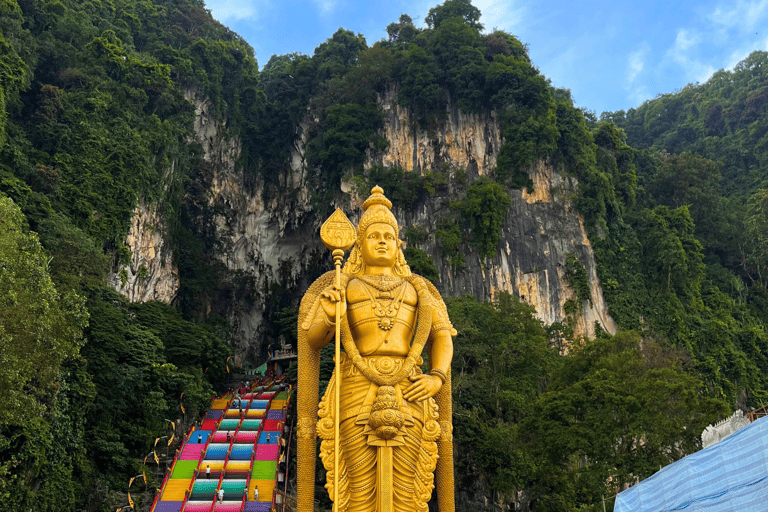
[319,208,356,512]
[332,248,343,511]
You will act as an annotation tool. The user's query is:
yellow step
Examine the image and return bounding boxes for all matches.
[211,399,230,409]
[161,478,191,501]
[248,479,275,502]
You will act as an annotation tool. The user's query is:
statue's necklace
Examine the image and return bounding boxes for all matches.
[356,274,405,292]
[357,276,407,331]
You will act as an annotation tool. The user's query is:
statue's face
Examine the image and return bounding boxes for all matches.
[361,223,398,268]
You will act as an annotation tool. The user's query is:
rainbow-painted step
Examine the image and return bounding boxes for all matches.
[150,380,293,512]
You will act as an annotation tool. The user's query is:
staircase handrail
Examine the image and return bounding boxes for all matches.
[149,488,161,512]
[280,415,294,512]
[152,469,172,512]
[207,472,224,512]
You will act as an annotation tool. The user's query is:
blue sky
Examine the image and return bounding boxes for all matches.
[204,0,768,114]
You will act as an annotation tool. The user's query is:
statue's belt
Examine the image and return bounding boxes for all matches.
[339,353,423,376]
[334,354,430,426]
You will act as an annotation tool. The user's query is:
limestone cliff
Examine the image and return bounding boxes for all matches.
[375,88,501,176]
[110,201,178,303]
[114,87,616,354]
[387,158,616,340]
[366,87,616,339]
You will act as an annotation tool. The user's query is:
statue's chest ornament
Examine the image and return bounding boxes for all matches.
[357,276,407,331]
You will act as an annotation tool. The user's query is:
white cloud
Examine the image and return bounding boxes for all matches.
[205,0,264,22]
[669,28,701,58]
[661,28,715,85]
[619,43,652,109]
[700,0,768,74]
[311,0,339,16]
[472,0,526,33]
[723,35,768,69]
[626,44,649,84]
[707,0,768,34]
[626,84,651,109]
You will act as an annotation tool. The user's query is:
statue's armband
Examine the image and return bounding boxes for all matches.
[430,300,456,337]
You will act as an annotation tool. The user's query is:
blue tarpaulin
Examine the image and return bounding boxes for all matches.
[615,416,768,511]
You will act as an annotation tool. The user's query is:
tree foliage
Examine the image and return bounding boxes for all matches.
[0,194,87,426]
[524,333,726,508]
[447,293,558,496]
[426,0,483,31]
[456,176,511,259]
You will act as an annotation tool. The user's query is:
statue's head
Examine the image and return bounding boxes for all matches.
[344,186,411,276]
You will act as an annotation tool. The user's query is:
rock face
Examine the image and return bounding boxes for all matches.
[368,87,615,339]
[110,201,179,303]
[114,87,616,353]
[376,87,501,177]
[389,159,616,340]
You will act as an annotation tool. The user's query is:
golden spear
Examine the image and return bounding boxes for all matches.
[319,208,356,511]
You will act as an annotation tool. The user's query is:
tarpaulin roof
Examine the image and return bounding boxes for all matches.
[614,416,768,511]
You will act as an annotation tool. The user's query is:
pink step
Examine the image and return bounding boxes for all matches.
[255,444,279,461]
[236,432,257,443]
[184,502,214,512]
[212,432,236,443]
[180,443,205,461]
[214,503,243,512]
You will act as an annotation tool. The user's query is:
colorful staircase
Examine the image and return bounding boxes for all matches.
[151,380,293,512]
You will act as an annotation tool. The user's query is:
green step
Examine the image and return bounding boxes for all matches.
[251,460,277,479]
[193,480,218,493]
[221,480,247,494]
[171,460,198,479]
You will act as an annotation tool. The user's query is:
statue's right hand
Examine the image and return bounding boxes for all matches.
[319,284,346,323]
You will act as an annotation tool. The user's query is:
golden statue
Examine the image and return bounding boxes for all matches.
[297,186,456,512]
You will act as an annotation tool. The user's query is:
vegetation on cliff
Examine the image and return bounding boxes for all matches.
[0,0,767,510]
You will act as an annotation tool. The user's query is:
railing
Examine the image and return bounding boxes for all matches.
[279,413,294,512]
[149,488,161,512]
[207,472,225,512]
[268,390,286,512]
[183,431,213,512]
[151,470,171,512]
[270,460,279,511]
[747,404,768,422]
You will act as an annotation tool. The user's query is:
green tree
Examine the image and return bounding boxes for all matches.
[633,205,704,298]
[0,194,88,426]
[397,44,444,120]
[647,153,732,258]
[484,30,530,63]
[525,332,726,509]
[447,293,559,497]
[744,189,768,287]
[425,0,483,31]
[386,14,417,44]
[403,247,438,282]
[306,102,387,183]
[313,28,367,81]
[457,177,511,259]
[0,10,29,149]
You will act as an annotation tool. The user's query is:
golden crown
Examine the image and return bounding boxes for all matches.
[357,185,398,242]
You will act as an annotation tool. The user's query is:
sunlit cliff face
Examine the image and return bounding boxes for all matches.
[361,223,399,271]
